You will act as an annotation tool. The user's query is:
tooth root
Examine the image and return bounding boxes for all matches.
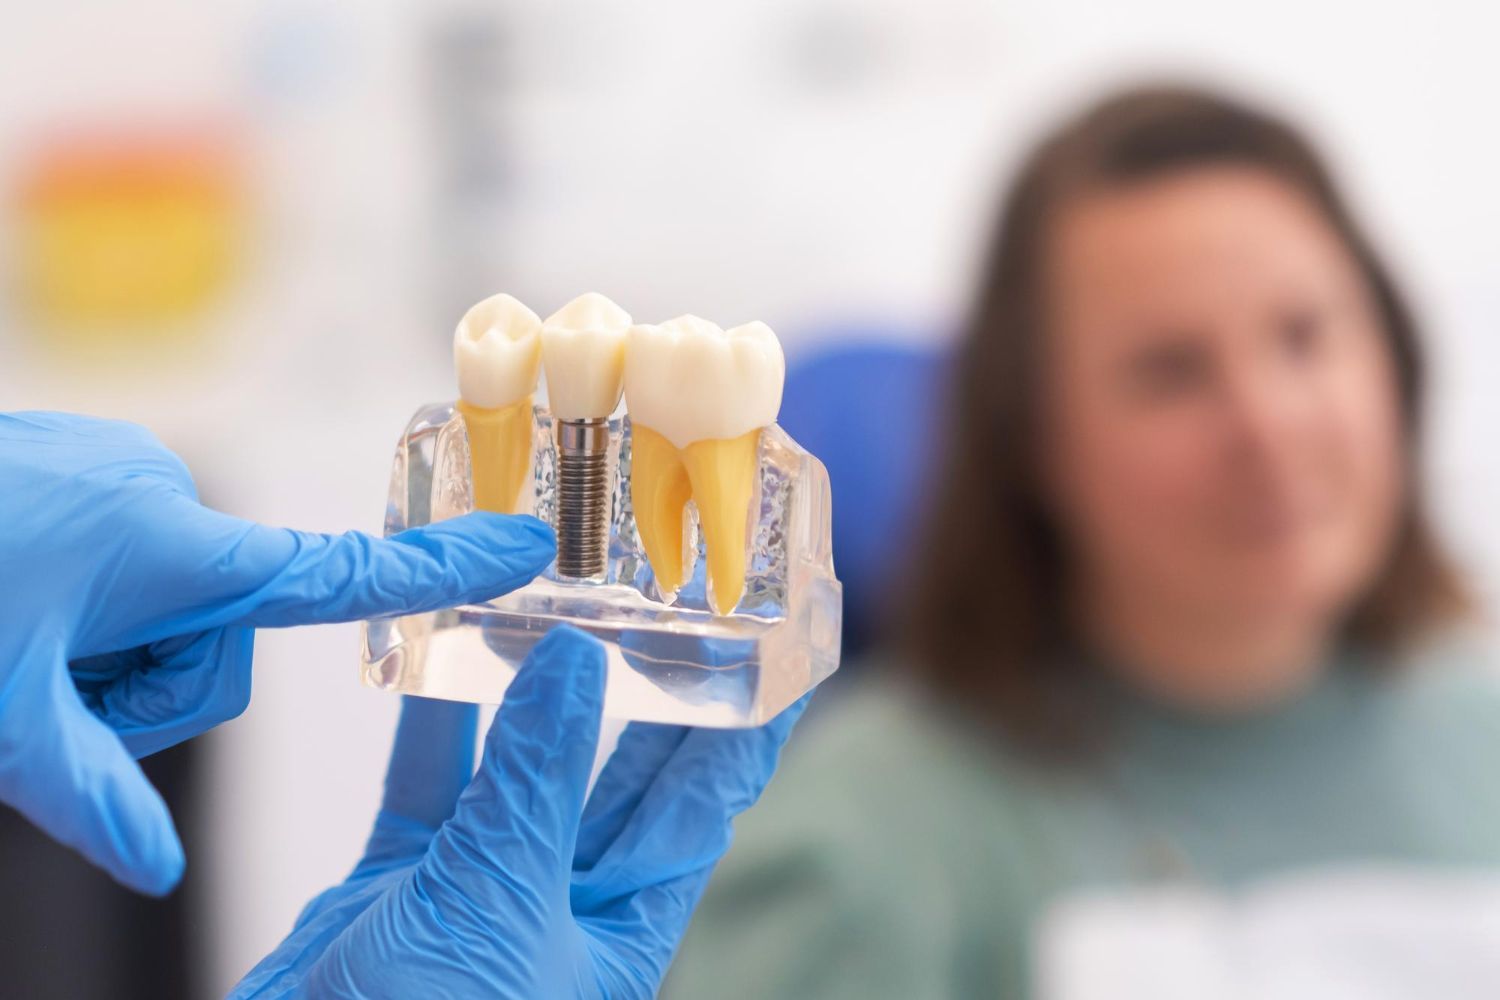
[630,423,694,597]
[682,428,761,616]
[458,396,535,514]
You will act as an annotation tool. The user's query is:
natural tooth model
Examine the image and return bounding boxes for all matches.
[542,292,632,578]
[453,293,543,514]
[624,315,785,615]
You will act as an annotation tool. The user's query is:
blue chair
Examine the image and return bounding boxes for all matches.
[778,335,948,658]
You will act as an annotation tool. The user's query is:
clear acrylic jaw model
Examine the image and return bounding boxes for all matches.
[361,402,843,727]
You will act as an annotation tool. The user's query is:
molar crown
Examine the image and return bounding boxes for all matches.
[624,315,785,449]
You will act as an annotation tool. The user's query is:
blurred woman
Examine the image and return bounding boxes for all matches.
[667,87,1500,998]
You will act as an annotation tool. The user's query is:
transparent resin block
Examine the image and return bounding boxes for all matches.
[360,402,842,727]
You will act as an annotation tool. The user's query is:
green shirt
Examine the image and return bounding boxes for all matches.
[667,641,1500,998]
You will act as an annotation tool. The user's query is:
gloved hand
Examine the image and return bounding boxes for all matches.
[0,411,555,895]
[234,627,809,999]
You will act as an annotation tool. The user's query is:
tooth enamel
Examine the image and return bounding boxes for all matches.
[624,316,784,449]
[454,294,543,409]
[624,316,785,614]
[453,293,543,514]
[542,292,632,419]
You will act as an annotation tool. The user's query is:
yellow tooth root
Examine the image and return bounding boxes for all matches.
[682,428,761,616]
[630,423,694,596]
[458,397,535,514]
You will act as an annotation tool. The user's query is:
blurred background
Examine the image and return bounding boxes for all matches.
[2,1,1499,995]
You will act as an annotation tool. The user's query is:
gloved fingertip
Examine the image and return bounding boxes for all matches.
[514,514,557,548]
[532,623,604,661]
[38,691,192,897]
[465,511,556,553]
[494,625,607,736]
[445,624,606,869]
[766,690,815,741]
[100,769,187,896]
[440,512,557,598]
[128,832,187,897]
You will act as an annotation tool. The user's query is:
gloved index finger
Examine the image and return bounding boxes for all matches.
[225,511,557,628]
[94,494,555,647]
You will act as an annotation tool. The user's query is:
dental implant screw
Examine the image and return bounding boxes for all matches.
[554,418,612,579]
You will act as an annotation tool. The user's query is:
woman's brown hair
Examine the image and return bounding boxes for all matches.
[901,85,1471,751]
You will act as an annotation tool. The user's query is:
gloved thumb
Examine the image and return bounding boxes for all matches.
[0,646,185,896]
[424,627,605,897]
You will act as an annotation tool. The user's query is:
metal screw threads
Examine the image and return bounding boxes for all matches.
[554,418,612,579]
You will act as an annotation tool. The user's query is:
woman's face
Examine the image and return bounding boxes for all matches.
[1042,167,1403,691]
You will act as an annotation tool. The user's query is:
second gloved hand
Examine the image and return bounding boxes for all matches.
[234,627,809,999]
[0,412,555,895]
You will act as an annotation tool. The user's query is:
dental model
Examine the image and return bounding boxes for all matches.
[366,301,841,726]
[453,293,543,514]
[541,292,632,578]
[624,315,785,615]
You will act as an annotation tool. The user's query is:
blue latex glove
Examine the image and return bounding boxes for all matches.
[234,627,809,999]
[0,412,555,895]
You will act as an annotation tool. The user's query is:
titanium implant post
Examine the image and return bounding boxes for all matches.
[554,418,612,578]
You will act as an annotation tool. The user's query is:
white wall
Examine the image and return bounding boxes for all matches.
[1,1,1497,992]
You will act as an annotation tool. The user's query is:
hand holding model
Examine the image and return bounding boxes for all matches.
[0,411,556,894]
[234,627,807,999]
[0,289,826,1000]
